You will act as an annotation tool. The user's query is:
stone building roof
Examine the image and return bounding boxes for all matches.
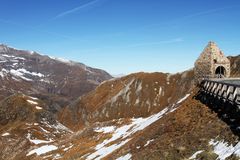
[195,41,230,65]
[194,41,231,82]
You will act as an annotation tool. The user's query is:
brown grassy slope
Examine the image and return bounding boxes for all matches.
[59,70,195,131]
[106,92,238,160]
[0,94,44,125]
[0,94,72,160]
[0,95,46,160]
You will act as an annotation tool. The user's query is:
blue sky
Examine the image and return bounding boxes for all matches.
[0,0,240,75]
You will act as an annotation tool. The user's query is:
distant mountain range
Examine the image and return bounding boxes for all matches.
[0,44,112,112]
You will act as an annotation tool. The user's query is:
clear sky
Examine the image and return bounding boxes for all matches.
[0,0,240,75]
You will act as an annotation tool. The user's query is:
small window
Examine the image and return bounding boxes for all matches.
[214,59,217,63]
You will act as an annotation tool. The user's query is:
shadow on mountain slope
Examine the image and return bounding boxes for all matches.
[195,89,240,139]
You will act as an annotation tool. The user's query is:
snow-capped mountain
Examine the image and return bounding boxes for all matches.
[0,44,112,110]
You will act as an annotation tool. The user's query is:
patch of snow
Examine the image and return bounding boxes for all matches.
[53,153,62,159]
[95,126,115,134]
[169,104,178,113]
[110,79,135,105]
[9,59,18,63]
[209,139,240,160]
[0,68,9,78]
[1,132,10,136]
[126,92,131,104]
[39,127,50,133]
[63,144,74,151]
[42,120,73,134]
[26,123,38,126]
[84,66,93,74]
[144,139,154,147]
[98,77,120,88]
[10,69,32,81]
[166,74,172,85]
[189,150,204,159]
[1,54,15,58]
[116,153,132,160]
[53,122,73,133]
[146,99,151,106]
[27,145,58,156]
[36,106,43,110]
[9,68,44,81]
[0,72,4,78]
[136,81,142,95]
[17,68,44,77]
[49,56,76,66]
[87,139,130,160]
[28,50,35,54]
[42,154,53,159]
[130,108,169,132]
[26,133,53,144]
[11,76,20,81]
[86,94,189,160]
[27,99,38,105]
[0,53,25,62]
[86,103,181,160]
[13,56,25,60]
[28,96,38,100]
[29,139,53,145]
[135,98,140,105]
[177,94,190,104]
[40,78,51,84]
[158,87,162,96]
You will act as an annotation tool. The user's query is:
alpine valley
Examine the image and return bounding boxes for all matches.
[1,44,240,160]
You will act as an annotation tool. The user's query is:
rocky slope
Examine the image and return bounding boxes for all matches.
[49,55,240,160]
[56,91,240,160]
[0,68,195,160]
[0,94,73,160]
[7,91,239,160]
[0,44,112,111]
[1,48,240,160]
[59,70,194,130]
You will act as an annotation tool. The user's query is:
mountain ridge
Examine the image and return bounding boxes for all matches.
[0,44,112,112]
[0,44,240,159]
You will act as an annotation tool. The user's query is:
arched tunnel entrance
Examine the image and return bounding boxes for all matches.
[215,66,226,78]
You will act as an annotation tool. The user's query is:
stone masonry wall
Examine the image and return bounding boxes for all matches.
[194,41,230,83]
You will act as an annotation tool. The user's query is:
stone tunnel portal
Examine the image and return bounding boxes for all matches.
[215,66,226,78]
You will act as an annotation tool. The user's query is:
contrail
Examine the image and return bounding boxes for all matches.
[55,0,100,19]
